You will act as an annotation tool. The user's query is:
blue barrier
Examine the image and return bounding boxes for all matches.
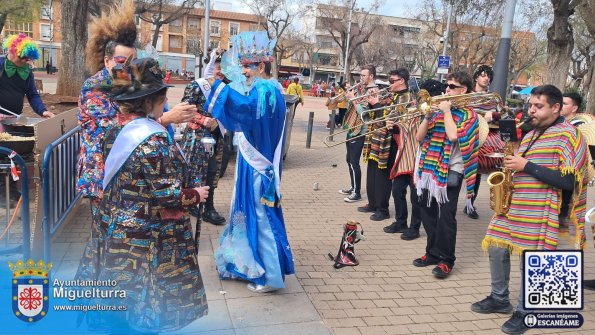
[42,125,82,262]
[0,147,30,259]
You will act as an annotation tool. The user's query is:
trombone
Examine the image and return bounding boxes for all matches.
[329,81,363,103]
[348,86,391,103]
[323,89,504,147]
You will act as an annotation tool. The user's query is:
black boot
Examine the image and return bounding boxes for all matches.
[202,187,226,225]
[585,279,595,291]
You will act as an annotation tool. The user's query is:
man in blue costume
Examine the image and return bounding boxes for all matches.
[205,31,294,293]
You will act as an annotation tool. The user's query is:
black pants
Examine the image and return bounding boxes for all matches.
[337,108,347,126]
[366,154,395,216]
[345,136,365,194]
[419,171,463,267]
[205,131,222,210]
[392,174,421,230]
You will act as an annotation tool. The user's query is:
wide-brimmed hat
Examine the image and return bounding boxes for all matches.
[111,58,173,101]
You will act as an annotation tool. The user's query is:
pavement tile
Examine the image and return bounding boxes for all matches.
[234,321,330,335]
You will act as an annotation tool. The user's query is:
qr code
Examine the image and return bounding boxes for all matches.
[523,250,583,310]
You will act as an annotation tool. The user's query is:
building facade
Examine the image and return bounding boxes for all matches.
[0,2,261,73]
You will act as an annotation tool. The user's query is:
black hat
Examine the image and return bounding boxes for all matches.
[111,58,173,101]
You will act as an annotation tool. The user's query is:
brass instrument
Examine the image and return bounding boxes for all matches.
[327,81,363,109]
[324,89,503,147]
[348,87,391,103]
[486,116,533,215]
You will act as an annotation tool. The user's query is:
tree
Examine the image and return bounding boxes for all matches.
[0,0,42,35]
[136,0,201,48]
[87,0,120,17]
[576,0,595,112]
[241,0,302,78]
[544,0,583,90]
[56,0,88,96]
[315,0,383,82]
[293,34,321,84]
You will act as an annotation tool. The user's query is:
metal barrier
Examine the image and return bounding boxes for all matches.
[0,147,30,259]
[42,125,82,262]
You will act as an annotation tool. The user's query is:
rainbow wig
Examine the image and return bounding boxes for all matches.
[2,33,40,60]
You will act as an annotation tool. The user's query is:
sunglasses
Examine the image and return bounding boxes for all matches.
[112,56,129,64]
[447,83,464,90]
[389,78,402,84]
[18,55,32,61]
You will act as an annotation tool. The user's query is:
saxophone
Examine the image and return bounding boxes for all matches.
[487,117,532,215]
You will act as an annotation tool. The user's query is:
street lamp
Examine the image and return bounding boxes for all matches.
[343,0,353,82]
[490,0,518,99]
[438,1,453,82]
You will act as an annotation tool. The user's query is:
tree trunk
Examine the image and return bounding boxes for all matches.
[583,64,594,114]
[544,0,575,90]
[152,22,161,47]
[56,0,88,96]
[0,13,7,35]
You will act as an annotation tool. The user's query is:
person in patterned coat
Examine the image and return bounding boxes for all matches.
[77,57,210,332]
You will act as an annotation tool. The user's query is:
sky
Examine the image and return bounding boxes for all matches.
[217,0,418,19]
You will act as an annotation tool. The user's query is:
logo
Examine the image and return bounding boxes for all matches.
[8,259,52,322]
[524,314,537,327]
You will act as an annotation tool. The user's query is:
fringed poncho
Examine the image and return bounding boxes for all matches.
[415,107,479,211]
[482,120,588,254]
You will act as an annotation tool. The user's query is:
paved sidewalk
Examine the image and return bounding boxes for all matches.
[49,95,595,335]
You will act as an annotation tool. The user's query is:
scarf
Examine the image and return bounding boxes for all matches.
[4,59,30,80]
[482,120,588,253]
[363,91,411,168]
[415,107,479,211]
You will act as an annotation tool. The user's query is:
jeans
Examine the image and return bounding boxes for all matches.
[345,136,365,194]
[392,174,421,230]
[488,246,526,314]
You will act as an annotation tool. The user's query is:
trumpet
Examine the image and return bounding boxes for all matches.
[333,81,363,102]
[323,89,503,147]
[348,87,391,103]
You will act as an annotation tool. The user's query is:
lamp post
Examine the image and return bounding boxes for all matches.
[343,0,353,82]
[438,2,453,82]
[490,0,518,100]
[202,0,211,77]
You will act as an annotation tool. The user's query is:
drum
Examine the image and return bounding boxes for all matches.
[478,129,505,174]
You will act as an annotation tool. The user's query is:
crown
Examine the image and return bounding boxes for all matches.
[8,259,52,278]
[234,31,276,65]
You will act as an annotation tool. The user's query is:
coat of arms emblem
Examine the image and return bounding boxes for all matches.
[9,259,52,322]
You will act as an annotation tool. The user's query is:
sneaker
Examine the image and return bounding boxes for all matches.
[344,193,362,203]
[370,212,390,221]
[325,121,331,129]
[247,283,278,293]
[501,311,529,335]
[463,206,479,219]
[471,295,513,314]
[383,222,406,233]
[401,228,420,240]
[432,263,452,279]
[338,187,354,195]
[357,204,374,212]
[413,254,439,267]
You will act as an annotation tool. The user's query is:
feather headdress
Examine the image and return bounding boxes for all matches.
[2,34,40,60]
[86,0,137,73]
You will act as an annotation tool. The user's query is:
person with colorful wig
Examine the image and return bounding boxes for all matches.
[471,85,588,335]
[0,33,54,118]
[207,31,294,293]
[413,71,480,279]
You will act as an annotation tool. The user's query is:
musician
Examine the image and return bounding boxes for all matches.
[413,71,479,279]
[359,69,411,222]
[561,92,591,127]
[335,82,348,127]
[471,85,588,335]
[465,65,494,220]
[339,65,376,203]
[384,79,443,238]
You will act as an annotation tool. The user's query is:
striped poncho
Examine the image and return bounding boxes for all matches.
[482,120,588,253]
[414,107,479,211]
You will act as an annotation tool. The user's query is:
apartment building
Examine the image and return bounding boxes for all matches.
[0,2,261,72]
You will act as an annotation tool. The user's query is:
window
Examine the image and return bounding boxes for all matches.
[156,35,163,51]
[41,4,52,20]
[40,24,52,41]
[210,21,220,36]
[188,17,200,30]
[169,35,182,49]
[170,18,183,27]
[209,40,220,49]
[229,22,240,36]
[5,21,33,37]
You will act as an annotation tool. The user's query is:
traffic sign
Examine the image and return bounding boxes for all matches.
[437,67,449,74]
[438,55,450,68]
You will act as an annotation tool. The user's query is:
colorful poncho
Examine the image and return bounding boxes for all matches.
[414,107,479,211]
[482,120,588,254]
[363,91,411,169]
